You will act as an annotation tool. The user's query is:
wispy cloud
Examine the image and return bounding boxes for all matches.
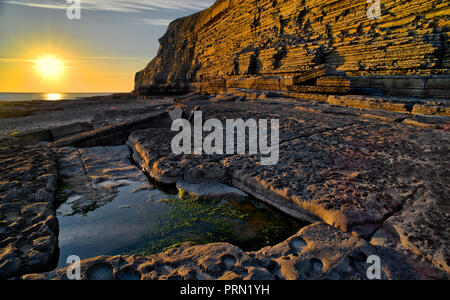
[132,18,174,26]
[0,58,36,63]
[78,56,145,61]
[1,0,215,13]
[0,56,146,63]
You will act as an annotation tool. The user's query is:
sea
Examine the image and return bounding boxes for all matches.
[0,92,112,102]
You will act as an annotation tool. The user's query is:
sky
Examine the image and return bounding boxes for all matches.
[0,0,215,93]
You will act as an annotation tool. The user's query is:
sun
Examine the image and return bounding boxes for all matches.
[34,55,65,79]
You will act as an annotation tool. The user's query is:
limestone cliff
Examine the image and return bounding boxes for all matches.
[135,0,450,98]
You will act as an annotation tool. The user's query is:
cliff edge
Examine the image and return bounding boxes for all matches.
[135,0,450,98]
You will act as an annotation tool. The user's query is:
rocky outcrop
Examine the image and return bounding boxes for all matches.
[23,222,429,280]
[1,95,449,280]
[135,0,450,98]
[0,141,59,279]
[127,99,450,275]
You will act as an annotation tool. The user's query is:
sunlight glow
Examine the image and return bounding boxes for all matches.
[34,55,65,79]
[45,93,63,101]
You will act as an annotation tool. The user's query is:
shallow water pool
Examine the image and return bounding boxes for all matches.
[56,181,305,269]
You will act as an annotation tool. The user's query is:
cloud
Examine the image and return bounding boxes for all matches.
[0,56,146,63]
[132,18,174,26]
[1,0,215,13]
[0,58,36,63]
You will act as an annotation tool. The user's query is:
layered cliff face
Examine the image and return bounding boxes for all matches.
[135,0,450,97]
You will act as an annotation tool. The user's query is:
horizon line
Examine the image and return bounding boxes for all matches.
[0,91,132,94]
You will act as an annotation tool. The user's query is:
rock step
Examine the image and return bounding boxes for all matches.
[11,122,94,146]
[328,95,450,116]
[53,110,170,148]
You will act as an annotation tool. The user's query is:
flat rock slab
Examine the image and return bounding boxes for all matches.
[327,95,450,116]
[176,180,248,201]
[128,129,224,185]
[402,115,450,131]
[0,97,167,137]
[371,184,450,274]
[24,223,430,280]
[53,110,170,148]
[0,141,59,279]
[57,145,152,215]
[4,93,448,280]
[129,101,449,228]
[225,120,449,230]
[128,100,449,274]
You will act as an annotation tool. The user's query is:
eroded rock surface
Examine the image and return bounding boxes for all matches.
[0,140,59,279]
[24,222,433,280]
[128,99,450,274]
[128,128,225,185]
[176,180,248,201]
[1,92,449,280]
[371,184,450,274]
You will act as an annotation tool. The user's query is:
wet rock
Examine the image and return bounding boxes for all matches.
[56,145,150,215]
[5,95,443,280]
[86,262,114,280]
[176,180,248,201]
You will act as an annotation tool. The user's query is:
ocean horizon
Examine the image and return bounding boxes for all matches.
[0,92,113,102]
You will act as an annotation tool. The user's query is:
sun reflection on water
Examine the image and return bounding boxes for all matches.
[45,93,63,101]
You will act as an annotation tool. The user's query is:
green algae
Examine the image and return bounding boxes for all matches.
[127,193,304,256]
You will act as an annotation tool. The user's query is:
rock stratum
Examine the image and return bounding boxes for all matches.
[135,0,450,99]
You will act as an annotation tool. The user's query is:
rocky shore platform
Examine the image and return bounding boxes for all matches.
[0,92,449,280]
